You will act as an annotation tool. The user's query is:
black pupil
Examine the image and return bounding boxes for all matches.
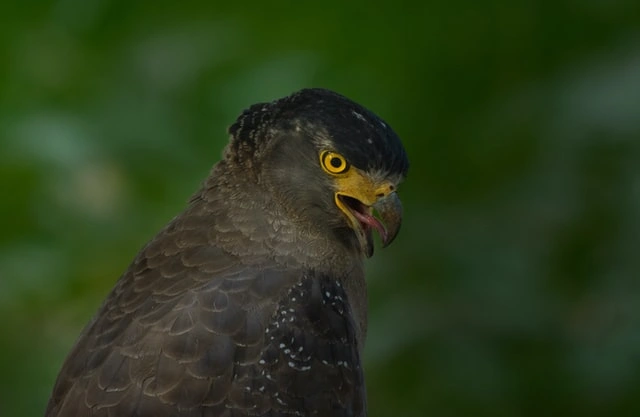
[330,157,342,168]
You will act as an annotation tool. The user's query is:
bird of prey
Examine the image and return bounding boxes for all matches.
[45,88,409,417]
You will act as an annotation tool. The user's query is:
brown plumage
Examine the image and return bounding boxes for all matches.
[45,88,409,417]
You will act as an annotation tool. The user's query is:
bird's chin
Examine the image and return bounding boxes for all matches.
[358,227,375,258]
[336,221,374,258]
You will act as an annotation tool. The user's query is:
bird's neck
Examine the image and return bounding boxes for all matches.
[190,162,364,275]
[184,161,369,345]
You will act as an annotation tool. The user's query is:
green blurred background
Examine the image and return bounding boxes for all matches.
[2,1,640,416]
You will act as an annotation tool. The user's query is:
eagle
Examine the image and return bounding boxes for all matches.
[45,88,409,417]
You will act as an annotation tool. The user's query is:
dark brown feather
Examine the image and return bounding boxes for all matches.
[46,210,366,416]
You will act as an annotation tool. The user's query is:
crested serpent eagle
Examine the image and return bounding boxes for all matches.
[45,88,409,417]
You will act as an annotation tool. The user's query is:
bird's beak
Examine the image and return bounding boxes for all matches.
[334,169,403,257]
[372,191,403,248]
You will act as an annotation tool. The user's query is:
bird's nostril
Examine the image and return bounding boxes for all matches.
[377,185,395,197]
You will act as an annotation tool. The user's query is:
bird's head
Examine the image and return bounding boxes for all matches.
[225,88,409,259]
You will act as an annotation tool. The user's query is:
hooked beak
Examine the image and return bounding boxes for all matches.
[334,171,404,257]
[372,192,403,248]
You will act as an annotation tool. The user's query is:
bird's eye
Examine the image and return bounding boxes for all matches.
[320,151,350,174]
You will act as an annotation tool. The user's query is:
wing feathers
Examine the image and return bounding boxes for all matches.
[46,234,366,417]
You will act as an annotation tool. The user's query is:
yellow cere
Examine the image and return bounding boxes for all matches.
[335,169,394,207]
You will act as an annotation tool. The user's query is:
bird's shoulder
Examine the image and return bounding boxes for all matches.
[47,224,365,416]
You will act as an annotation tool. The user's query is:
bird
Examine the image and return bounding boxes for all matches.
[45,88,409,417]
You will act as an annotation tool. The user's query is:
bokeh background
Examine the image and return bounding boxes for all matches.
[2,1,640,416]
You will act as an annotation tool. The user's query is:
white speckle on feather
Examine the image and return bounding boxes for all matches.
[279,343,286,348]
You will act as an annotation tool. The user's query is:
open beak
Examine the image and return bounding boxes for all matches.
[372,192,403,247]
[334,171,403,257]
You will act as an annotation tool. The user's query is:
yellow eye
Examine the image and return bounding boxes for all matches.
[320,151,350,174]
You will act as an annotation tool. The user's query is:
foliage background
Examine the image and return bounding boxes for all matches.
[1,1,640,416]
